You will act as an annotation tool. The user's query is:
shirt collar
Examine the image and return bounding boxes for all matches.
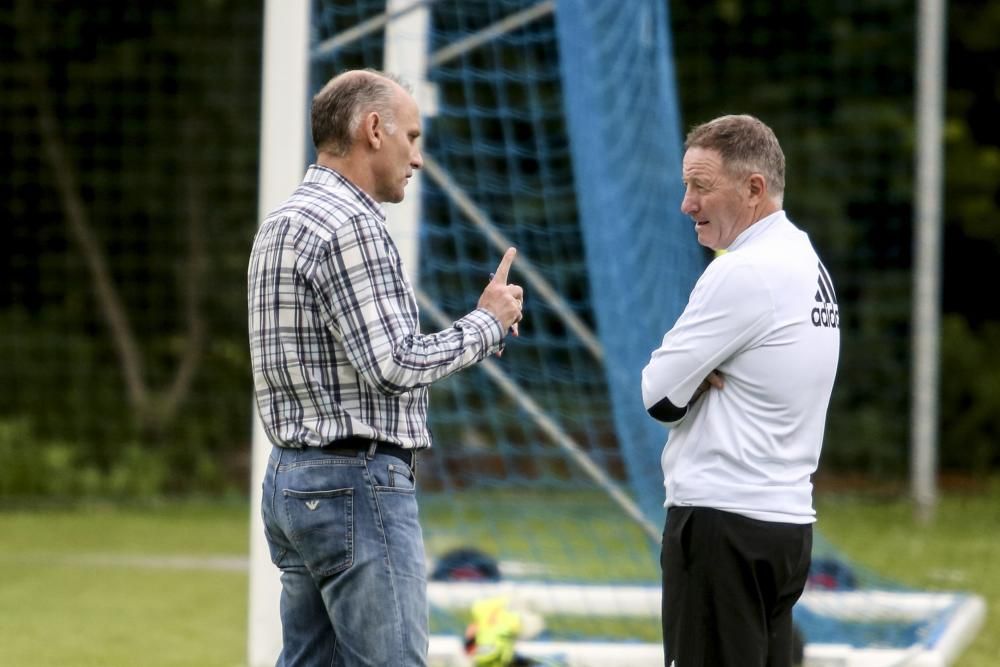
[727,209,786,252]
[304,164,386,221]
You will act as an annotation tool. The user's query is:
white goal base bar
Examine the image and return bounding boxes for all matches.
[427,581,986,667]
[430,637,984,667]
[429,635,663,667]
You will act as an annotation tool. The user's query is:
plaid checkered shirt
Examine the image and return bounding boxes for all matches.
[248,165,505,450]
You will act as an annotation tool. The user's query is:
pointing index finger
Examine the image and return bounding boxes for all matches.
[491,247,517,284]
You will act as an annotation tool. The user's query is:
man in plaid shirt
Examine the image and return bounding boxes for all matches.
[248,69,523,667]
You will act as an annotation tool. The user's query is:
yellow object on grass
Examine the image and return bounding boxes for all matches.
[465,597,523,667]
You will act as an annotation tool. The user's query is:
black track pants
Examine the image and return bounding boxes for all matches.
[661,506,812,667]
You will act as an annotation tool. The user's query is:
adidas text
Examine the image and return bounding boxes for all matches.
[811,303,840,328]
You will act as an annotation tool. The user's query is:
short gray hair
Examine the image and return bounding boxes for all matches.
[685,114,785,204]
[310,69,409,156]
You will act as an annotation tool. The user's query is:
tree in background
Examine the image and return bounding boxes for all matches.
[937,2,1000,474]
[1,0,262,495]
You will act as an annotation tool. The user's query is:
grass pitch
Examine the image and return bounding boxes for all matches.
[0,480,997,666]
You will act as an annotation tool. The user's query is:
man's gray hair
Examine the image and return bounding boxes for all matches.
[311,69,410,156]
[685,114,785,204]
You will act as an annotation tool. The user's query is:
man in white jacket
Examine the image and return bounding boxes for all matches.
[642,115,839,667]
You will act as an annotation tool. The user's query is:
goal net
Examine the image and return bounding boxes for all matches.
[252,1,984,665]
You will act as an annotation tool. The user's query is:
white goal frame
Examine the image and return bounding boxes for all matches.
[249,2,311,666]
[426,582,985,667]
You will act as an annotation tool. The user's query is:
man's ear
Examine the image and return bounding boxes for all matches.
[363,111,382,149]
[747,173,767,205]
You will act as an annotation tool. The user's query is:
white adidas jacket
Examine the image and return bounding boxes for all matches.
[641,211,840,524]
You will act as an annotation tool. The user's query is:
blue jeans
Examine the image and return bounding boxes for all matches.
[261,444,428,667]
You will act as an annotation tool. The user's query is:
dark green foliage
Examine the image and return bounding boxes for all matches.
[1,0,261,496]
[939,316,1000,473]
[670,0,1000,474]
[0,0,997,499]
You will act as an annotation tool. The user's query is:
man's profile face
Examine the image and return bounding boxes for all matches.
[679,147,754,251]
[371,89,423,204]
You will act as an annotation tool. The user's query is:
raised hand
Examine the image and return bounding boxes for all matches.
[478,247,524,337]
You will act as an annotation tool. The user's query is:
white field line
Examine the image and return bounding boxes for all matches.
[5,553,249,572]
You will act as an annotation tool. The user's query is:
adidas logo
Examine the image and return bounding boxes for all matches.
[811,262,839,329]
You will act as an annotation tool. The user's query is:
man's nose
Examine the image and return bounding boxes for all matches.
[681,194,697,214]
[412,150,424,169]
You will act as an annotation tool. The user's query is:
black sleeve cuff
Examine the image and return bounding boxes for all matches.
[646,396,688,423]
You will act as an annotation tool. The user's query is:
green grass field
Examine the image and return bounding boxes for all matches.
[0,481,996,667]
[0,502,249,667]
[813,478,1000,667]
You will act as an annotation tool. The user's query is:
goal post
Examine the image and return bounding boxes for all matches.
[249,1,310,665]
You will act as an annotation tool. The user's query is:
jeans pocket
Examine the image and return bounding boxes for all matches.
[283,487,354,577]
[367,457,416,492]
[387,462,415,491]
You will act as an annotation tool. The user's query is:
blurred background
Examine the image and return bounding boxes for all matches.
[3,0,999,499]
[1,1,999,666]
